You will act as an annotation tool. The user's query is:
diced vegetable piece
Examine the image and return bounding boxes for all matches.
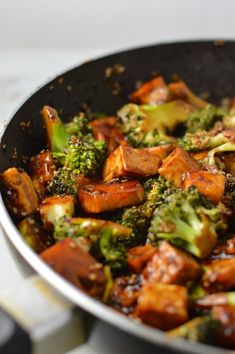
[202,258,235,292]
[183,171,225,204]
[158,147,200,187]
[89,116,128,153]
[168,81,207,109]
[136,283,188,330]
[41,237,106,298]
[131,76,171,105]
[109,274,141,314]
[127,245,157,273]
[103,146,161,181]
[18,216,54,253]
[78,180,145,213]
[212,305,235,348]
[0,167,39,218]
[143,241,200,286]
[221,153,235,176]
[30,150,55,199]
[41,105,69,153]
[40,195,75,230]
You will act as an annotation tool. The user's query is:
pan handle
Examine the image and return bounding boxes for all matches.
[0,275,85,354]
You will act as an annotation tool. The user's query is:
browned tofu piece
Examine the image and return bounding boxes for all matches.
[0,167,39,218]
[109,274,141,314]
[183,170,225,204]
[78,179,145,213]
[143,241,200,286]
[143,145,173,160]
[131,76,171,105]
[212,305,235,348]
[202,258,235,292]
[212,236,235,257]
[221,153,235,176]
[30,150,55,199]
[39,195,75,230]
[136,283,188,330]
[158,147,200,187]
[41,237,106,298]
[191,150,209,162]
[89,116,128,154]
[168,80,207,109]
[103,146,162,181]
[127,245,157,273]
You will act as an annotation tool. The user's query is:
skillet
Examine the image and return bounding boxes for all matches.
[1,41,235,354]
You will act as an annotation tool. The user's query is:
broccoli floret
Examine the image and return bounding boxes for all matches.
[47,167,77,196]
[148,187,222,258]
[117,177,175,245]
[54,217,132,269]
[53,137,107,177]
[65,113,92,137]
[138,130,175,148]
[118,101,190,147]
[179,131,228,152]
[42,105,70,153]
[185,104,226,133]
[168,316,220,344]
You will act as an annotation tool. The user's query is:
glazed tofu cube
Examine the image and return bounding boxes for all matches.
[30,150,55,199]
[202,258,235,292]
[0,167,39,218]
[103,146,161,181]
[130,76,171,105]
[183,170,225,204]
[212,305,235,348]
[41,237,105,298]
[136,283,188,330]
[168,80,207,109]
[158,147,200,187]
[191,150,209,162]
[89,116,128,154]
[127,245,157,273]
[143,241,200,286]
[78,179,145,213]
[143,144,173,160]
[39,195,75,230]
[222,153,235,177]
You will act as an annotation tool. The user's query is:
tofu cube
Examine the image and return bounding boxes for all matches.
[202,258,235,292]
[136,283,188,330]
[158,147,200,187]
[183,170,225,203]
[103,146,161,181]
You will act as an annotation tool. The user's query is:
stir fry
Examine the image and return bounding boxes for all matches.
[2,75,235,349]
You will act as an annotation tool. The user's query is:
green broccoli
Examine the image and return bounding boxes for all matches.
[185,104,226,133]
[54,217,132,269]
[65,113,92,137]
[42,105,70,153]
[118,101,190,147]
[168,316,220,344]
[47,167,78,196]
[148,187,222,258]
[53,137,107,177]
[138,130,175,148]
[116,177,175,245]
[179,130,228,152]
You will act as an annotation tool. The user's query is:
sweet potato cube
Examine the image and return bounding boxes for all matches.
[136,283,188,330]
[131,76,171,105]
[202,258,235,292]
[0,167,39,218]
[30,150,55,199]
[143,241,200,286]
[41,237,106,298]
[78,179,145,213]
[127,245,157,273]
[158,147,200,187]
[183,170,225,203]
[103,146,161,181]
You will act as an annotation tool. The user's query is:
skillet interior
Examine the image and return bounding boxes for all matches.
[1,41,235,354]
